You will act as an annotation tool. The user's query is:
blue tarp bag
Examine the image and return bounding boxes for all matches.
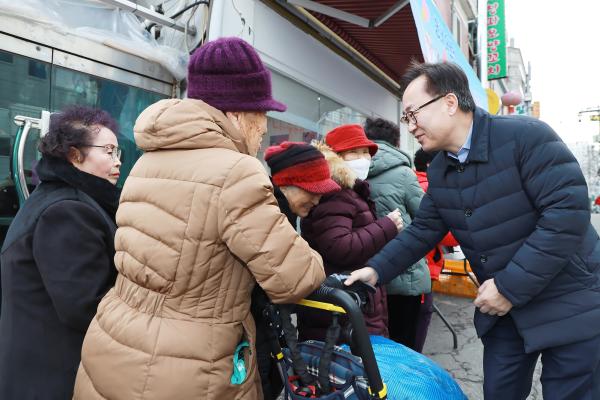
[269,276,465,399]
[341,336,466,400]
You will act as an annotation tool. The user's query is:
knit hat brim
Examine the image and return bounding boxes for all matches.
[294,178,341,195]
[253,98,287,112]
[267,143,341,195]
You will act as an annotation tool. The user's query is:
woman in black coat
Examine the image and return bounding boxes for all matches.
[0,105,122,399]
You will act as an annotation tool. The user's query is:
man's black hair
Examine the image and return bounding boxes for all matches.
[401,61,476,113]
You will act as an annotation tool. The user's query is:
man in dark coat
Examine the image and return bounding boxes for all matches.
[346,62,600,400]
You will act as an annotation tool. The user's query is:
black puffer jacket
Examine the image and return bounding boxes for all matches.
[0,156,119,399]
[369,107,600,353]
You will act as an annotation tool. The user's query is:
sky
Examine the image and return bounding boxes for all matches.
[503,1,600,144]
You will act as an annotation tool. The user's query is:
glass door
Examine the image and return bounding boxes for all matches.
[0,36,171,248]
[50,65,167,186]
[0,46,51,243]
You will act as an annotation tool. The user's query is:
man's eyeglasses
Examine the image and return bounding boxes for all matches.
[83,144,122,162]
[400,93,448,125]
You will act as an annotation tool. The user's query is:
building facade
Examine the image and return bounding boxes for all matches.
[208,0,482,159]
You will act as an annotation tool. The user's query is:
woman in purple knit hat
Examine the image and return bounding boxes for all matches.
[73,37,326,400]
[297,124,404,342]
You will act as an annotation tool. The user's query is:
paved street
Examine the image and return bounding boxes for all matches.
[423,294,543,399]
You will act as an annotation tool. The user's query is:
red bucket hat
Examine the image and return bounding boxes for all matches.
[325,124,378,156]
[264,142,341,194]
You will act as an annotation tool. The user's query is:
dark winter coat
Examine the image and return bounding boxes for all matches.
[415,171,459,280]
[251,181,296,400]
[367,140,431,295]
[0,156,119,399]
[369,107,600,352]
[299,144,398,340]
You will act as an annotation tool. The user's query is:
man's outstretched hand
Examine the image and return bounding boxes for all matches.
[343,267,379,287]
[474,279,513,316]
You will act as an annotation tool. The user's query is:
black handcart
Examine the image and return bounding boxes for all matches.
[260,274,387,400]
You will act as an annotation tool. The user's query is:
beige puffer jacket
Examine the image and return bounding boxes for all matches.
[73,99,325,400]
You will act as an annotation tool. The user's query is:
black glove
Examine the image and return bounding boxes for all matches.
[323,273,376,308]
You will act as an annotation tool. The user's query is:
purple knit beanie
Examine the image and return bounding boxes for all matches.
[187,37,287,112]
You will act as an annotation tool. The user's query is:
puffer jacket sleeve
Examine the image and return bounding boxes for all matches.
[370,185,395,217]
[32,201,114,332]
[370,166,423,220]
[302,194,398,269]
[493,120,590,307]
[368,193,449,284]
[218,156,325,304]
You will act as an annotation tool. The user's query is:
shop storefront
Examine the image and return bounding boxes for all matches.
[0,8,176,245]
[259,70,368,160]
[208,0,487,162]
[208,0,402,161]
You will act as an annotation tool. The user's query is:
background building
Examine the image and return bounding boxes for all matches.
[488,38,532,115]
[206,0,483,158]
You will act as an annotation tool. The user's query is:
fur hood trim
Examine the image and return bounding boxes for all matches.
[314,141,356,189]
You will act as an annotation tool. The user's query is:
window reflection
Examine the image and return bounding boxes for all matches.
[260,70,367,165]
[51,67,166,187]
[0,50,51,241]
[28,60,47,79]
[0,49,168,246]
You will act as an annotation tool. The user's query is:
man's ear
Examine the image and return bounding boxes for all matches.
[225,111,242,130]
[68,147,83,165]
[445,93,460,116]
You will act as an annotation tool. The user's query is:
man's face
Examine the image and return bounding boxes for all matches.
[402,76,451,152]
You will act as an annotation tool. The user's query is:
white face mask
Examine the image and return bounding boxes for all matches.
[345,158,371,180]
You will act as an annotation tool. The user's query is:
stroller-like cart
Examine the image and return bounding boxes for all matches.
[260,274,387,400]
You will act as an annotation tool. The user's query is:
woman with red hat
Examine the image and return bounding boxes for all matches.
[297,124,404,342]
[264,141,341,220]
[253,141,340,399]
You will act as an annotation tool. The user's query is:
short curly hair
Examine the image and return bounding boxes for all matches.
[38,105,119,160]
[363,118,400,147]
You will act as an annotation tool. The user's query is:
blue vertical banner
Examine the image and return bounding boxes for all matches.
[409,0,488,110]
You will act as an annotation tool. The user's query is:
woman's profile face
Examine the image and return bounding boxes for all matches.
[71,126,122,185]
[281,186,322,217]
